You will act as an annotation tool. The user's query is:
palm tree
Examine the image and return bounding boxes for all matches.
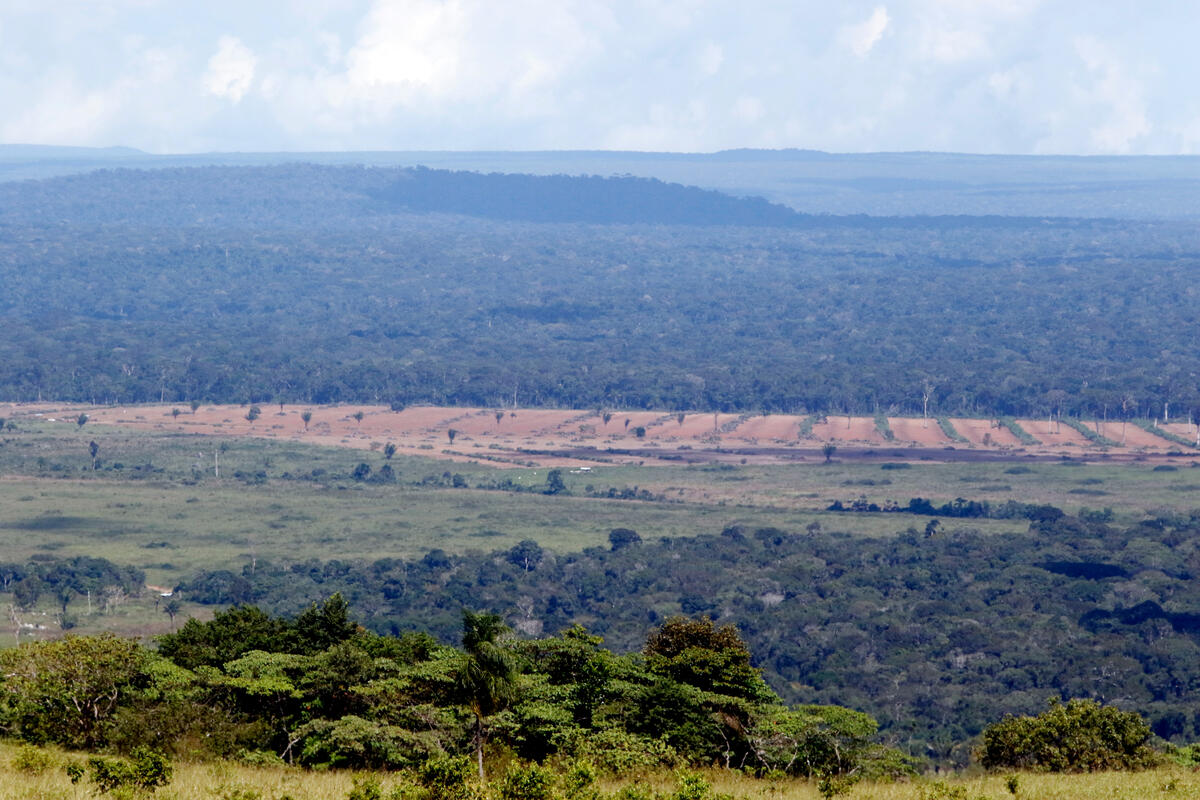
[457,609,517,780]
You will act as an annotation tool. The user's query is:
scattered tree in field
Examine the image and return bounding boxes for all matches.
[1121,393,1134,445]
[171,408,181,420]
[245,405,261,423]
[352,463,372,481]
[447,428,458,444]
[609,527,641,550]
[163,598,182,628]
[353,411,364,428]
[624,418,630,430]
[677,412,686,426]
[495,410,504,425]
[822,443,837,463]
[76,413,88,428]
[633,426,646,439]
[544,469,566,495]
[89,440,100,470]
[190,400,200,414]
[602,411,613,427]
[301,410,312,430]
[383,442,397,460]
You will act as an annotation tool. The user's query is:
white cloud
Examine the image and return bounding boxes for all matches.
[839,6,889,58]
[203,35,257,103]
[1073,35,1150,153]
[920,26,986,62]
[0,0,1196,155]
[698,41,723,76]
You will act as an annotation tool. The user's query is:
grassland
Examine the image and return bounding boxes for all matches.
[3,741,1200,800]
[3,419,1199,590]
[3,413,1199,643]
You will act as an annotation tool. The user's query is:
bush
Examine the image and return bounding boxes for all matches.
[573,728,678,773]
[11,743,56,774]
[88,747,172,793]
[416,755,477,800]
[498,762,556,800]
[979,698,1157,772]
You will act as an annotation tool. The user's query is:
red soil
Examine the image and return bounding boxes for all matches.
[808,416,888,444]
[888,417,953,446]
[1015,419,1089,448]
[1109,422,1180,450]
[950,418,1023,448]
[8,402,1187,469]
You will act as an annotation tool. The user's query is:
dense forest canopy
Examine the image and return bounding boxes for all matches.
[8,508,1200,763]
[1,164,1199,416]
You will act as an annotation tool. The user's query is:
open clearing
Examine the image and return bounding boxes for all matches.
[13,403,1194,470]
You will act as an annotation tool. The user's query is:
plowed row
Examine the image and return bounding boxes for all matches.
[11,404,1197,468]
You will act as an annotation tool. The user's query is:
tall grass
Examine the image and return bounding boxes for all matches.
[3,740,1200,800]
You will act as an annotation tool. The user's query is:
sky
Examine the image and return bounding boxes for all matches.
[1,0,1197,155]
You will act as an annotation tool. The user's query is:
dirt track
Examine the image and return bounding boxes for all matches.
[8,404,1197,469]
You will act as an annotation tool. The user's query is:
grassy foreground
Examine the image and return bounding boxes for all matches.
[3,743,1200,800]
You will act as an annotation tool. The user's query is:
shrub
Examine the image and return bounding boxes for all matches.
[88,747,172,793]
[573,728,678,773]
[12,743,56,774]
[498,762,556,800]
[979,698,1157,772]
[416,755,476,800]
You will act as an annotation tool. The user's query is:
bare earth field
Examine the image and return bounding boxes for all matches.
[7,403,1195,469]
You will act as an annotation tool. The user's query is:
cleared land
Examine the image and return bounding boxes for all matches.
[13,404,1195,470]
[3,402,1198,644]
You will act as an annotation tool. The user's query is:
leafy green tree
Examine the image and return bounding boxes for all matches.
[384,442,397,459]
[458,609,518,779]
[639,617,777,766]
[979,698,1157,772]
[157,605,289,669]
[0,634,148,749]
[301,410,312,430]
[747,705,902,778]
[291,593,359,654]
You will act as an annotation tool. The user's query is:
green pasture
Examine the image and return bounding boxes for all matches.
[1,420,1196,590]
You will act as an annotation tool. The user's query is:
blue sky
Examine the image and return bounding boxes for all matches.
[1,1,1196,155]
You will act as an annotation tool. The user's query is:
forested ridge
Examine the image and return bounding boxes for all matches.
[2,164,1199,416]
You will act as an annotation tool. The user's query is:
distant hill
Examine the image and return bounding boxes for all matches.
[5,146,1200,218]
[0,164,802,228]
[375,167,802,226]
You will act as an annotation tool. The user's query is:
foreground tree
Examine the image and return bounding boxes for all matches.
[457,609,517,780]
[0,634,147,749]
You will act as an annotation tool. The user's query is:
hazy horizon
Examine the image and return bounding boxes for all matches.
[3,2,1198,157]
